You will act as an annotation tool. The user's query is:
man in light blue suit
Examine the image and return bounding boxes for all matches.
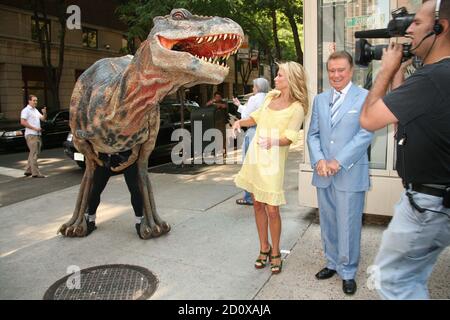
[307,51,373,295]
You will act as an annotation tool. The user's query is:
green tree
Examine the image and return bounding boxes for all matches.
[279,0,304,63]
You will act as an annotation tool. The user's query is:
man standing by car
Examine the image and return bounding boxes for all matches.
[20,95,46,178]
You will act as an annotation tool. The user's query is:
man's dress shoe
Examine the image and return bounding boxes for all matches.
[315,267,337,280]
[343,279,357,295]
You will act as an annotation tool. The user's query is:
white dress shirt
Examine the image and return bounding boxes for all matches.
[20,105,43,136]
[331,81,353,105]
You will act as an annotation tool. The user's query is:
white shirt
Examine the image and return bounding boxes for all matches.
[331,81,353,104]
[20,105,43,136]
[238,92,267,120]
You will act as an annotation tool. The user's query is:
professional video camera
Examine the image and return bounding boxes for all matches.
[355,7,414,66]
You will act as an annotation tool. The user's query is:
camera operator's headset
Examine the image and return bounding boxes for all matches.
[410,0,444,52]
[433,0,444,35]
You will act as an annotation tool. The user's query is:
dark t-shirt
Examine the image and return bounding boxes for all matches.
[383,58,450,185]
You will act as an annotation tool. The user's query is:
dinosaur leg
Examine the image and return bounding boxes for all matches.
[135,153,171,239]
[57,140,99,237]
[135,108,170,239]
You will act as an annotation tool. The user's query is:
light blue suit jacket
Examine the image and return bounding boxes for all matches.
[307,84,373,192]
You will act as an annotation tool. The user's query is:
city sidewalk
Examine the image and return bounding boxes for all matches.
[0,135,449,300]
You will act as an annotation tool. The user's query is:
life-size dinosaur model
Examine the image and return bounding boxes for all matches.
[58,9,244,239]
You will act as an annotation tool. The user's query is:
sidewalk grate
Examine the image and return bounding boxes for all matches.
[43,264,158,300]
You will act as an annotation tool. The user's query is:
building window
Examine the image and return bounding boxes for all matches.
[31,17,51,41]
[82,27,98,48]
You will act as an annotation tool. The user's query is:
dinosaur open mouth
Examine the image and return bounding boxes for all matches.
[158,34,242,69]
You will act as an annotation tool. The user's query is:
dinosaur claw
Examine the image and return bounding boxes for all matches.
[140,226,152,240]
[65,227,73,237]
[151,225,162,237]
[74,226,85,237]
[57,224,67,235]
[161,222,171,234]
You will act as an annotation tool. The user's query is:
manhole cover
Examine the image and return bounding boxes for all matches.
[43,264,158,300]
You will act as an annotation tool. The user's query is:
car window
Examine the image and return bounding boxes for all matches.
[55,111,69,122]
[159,108,172,127]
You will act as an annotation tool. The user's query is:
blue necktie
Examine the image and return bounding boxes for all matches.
[330,91,343,127]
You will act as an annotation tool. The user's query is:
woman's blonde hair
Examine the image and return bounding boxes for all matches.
[277,61,309,114]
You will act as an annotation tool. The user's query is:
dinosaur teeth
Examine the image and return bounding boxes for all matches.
[212,35,218,42]
[224,34,228,40]
[207,36,213,42]
[197,37,204,44]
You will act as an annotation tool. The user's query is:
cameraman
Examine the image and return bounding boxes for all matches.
[360,0,450,299]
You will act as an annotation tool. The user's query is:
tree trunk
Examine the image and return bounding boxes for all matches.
[55,0,67,109]
[285,10,303,64]
[270,9,282,61]
[32,0,66,111]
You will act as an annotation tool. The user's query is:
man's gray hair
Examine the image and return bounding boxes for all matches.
[253,77,270,93]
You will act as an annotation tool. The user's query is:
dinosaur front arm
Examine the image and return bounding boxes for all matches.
[110,145,141,172]
[73,136,104,167]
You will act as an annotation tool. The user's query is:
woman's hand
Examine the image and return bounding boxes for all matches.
[232,120,241,138]
[257,137,277,150]
[232,97,241,107]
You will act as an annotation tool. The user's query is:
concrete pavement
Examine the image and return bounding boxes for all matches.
[0,137,449,300]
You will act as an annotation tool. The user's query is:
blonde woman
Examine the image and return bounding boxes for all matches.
[232,61,309,274]
[233,77,270,206]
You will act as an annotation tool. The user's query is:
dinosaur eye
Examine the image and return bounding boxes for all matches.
[171,9,191,20]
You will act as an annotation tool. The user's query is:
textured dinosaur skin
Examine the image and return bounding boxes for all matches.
[58,9,243,239]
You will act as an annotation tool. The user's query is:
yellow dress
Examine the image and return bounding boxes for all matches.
[235,90,305,206]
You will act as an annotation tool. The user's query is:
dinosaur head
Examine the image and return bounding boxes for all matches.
[149,8,244,86]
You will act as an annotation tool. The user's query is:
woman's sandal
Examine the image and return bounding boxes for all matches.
[236,198,253,206]
[254,246,272,269]
[270,254,283,275]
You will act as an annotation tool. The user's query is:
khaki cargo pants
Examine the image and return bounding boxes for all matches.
[25,135,42,176]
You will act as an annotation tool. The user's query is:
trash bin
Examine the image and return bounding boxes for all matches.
[190,107,227,160]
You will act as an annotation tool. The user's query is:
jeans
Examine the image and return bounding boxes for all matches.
[374,191,450,299]
[242,126,256,203]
